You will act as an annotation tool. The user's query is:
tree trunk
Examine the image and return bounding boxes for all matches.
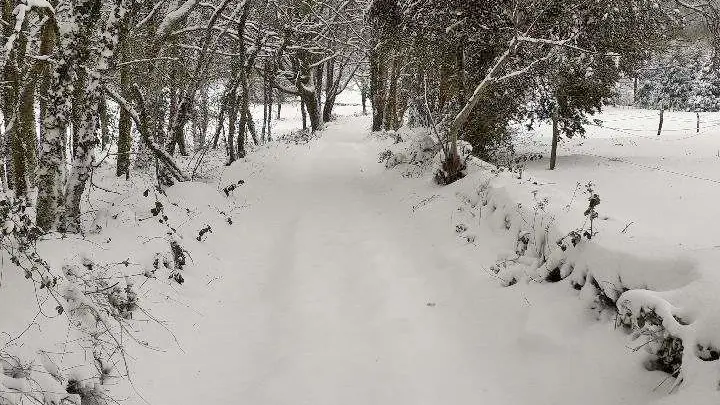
[246,105,258,145]
[550,111,559,170]
[237,97,248,159]
[301,100,307,130]
[384,55,400,131]
[166,79,190,156]
[361,82,368,115]
[633,77,638,103]
[369,49,386,131]
[237,107,246,159]
[117,64,133,178]
[301,92,321,131]
[226,90,239,164]
[212,104,226,149]
[322,94,337,123]
[173,102,190,156]
[2,63,18,192]
[0,126,6,193]
[99,95,110,149]
[657,107,664,137]
[396,93,409,130]
[296,55,322,132]
[38,19,83,230]
[199,90,210,149]
[37,118,65,231]
[457,42,467,105]
[117,107,132,178]
[62,1,128,233]
[314,63,324,117]
[322,59,335,123]
[13,76,37,194]
[267,84,273,141]
[262,69,269,143]
[1,0,19,191]
[70,67,88,158]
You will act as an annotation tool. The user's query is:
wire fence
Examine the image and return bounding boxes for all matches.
[519,109,720,186]
[581,152,720,185]
[555,108,720,142]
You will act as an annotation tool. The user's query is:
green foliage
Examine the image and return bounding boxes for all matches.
[636,44,720,112]
[389,0,682,157]
[527,56,621,139]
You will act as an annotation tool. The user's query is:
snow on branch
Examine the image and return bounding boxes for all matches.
[674,0,713,14]
[448,36,519,141]
[447,32,591,144]
[25,0,54,12]
[134,0,168,30]
[517,36,590,53]
[155,0,200,42]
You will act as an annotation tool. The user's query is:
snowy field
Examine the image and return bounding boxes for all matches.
[517,107,720,249]
[513,111,720,369]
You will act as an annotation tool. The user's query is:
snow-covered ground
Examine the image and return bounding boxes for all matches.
[3,102,719,405]
[247,95,363,140]
[517,107,720,249]
[127,115,688,405]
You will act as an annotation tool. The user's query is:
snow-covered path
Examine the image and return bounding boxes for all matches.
[133,116,673,405]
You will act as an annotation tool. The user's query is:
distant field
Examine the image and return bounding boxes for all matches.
[516,107,720,250]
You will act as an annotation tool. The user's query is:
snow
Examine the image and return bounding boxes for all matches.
[2,98,720,404]
[155,0,200,41]
[516,106,720,249]
[514,107,720,345]
[120,111,717,404]
[25,0,54,12]
[121,116,676,405]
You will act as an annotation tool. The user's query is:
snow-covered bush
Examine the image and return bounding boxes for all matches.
[0,172,233,404]
[277,128,320,145]
[0,209,139,405]
[0,200,150,405]
[428,152,720,396]
[432,140,473,185]
[380,128,440,174]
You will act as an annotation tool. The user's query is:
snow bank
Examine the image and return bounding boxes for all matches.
[0,160,237,405]
[388,126,720,400]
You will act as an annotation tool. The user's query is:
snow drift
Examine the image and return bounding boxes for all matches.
[384,126,720,401]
